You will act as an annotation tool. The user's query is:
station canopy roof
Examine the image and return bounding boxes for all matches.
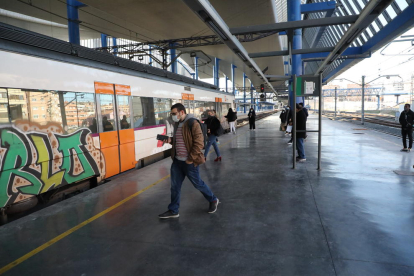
[0,0,413,92]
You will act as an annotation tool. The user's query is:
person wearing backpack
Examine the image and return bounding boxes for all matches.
[204,110,222,162]
[225,108,237,134]
[159,103,219,219]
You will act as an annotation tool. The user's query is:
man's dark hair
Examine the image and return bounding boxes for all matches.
[171,103,186,114]
[296,103,301,109]
[298,102,304,107]
[405,103,411,108]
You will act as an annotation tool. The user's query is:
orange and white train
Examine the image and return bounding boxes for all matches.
[0,50,234,212]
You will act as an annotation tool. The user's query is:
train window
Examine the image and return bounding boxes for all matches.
[62,92,97,134]
[0,89,9,124]
[117,95,131,129]
[26,90,62,126]
[8,89,28,123]
[194,101,206,120]
[154,98,171,126]
[132,96,156,128]
[99,94,116,132]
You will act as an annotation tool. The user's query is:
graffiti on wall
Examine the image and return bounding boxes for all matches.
[0,120,106,208]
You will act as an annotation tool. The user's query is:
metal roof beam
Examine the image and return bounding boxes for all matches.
[301,1,336,14]
[323,2,414,83]
[230,15,358,35]
[250,47,335,58]
[315,0,394,76]
[181,0,276,93]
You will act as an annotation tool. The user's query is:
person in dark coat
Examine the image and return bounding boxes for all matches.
[204,110,222,161]
[248,107,256,130]
[280,109,287,124]
[295,104,307,162]
[399,103,414,151]
[298,103,309,119]
[225,108,237,134]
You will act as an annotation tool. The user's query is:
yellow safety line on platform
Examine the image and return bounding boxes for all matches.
[0,114,273,275]
[0,175,170,275]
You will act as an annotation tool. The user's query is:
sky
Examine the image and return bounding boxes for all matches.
[330,26,414,88]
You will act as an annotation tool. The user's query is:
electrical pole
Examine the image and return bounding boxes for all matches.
[361,75,365,125]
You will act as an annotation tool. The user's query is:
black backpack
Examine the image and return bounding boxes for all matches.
[216,123,225,137]
[188,118,208,149]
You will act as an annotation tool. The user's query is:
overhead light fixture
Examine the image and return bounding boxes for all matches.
[198,10,228,42]
[235,51,247,62]
[207,21,229,41]
[190,52,196,57]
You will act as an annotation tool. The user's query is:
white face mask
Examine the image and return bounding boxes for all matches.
[172,115,179,122]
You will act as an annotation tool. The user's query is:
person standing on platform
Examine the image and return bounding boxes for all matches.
[248,107,256,130]
[159,103,219,219]
[399,103,414,152]
[225,108,237,134]
[204,110,222,162]
[295,104,307,162]
[298,103,309,119]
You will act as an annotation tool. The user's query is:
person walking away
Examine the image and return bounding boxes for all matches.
[399,103,414,152]
[159,103,219,219]
[248,107,256,130]
[225,108,237,134]
[204,110,222,161]
[295,104,307,162]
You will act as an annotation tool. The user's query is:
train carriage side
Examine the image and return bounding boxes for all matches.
[0,50,234,212]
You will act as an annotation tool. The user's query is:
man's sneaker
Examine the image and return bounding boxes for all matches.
[287,141,292,145]
[297,158,306,162]
[208,199,219,213]
[401,148,408,152]
[158,210,179,219]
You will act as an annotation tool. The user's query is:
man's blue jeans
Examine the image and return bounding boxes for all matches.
[204,134,221,158]
[168,158,217,214]
[296,137,306,159]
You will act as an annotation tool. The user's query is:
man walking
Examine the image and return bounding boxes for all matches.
[159,103,219,219]
[399,103,414,152]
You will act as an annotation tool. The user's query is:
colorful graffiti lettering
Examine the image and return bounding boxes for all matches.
[0,121,105,208]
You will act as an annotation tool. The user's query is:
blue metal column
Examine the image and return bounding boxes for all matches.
[243,73,247,113]
[226,77,228,93]
[101,34,108,48]
[149,45,152,66]
[67,0,85,45]
[169,43,177,73]
[195,57,199,80]
[112,37,118,56]
[214,58,220,88]
[250,83,254,110]
[232,64,237,96]
[288,0,303,107]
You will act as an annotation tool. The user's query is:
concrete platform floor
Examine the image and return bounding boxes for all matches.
[1,113,414,276]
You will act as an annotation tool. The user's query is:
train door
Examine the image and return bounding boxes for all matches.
[95,82,136,178]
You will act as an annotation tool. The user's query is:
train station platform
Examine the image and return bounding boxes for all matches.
[1,113,414,276]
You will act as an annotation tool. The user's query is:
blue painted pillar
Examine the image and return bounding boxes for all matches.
[67,0,85,45]
[288,0,303,107]
[243,73,247,114]
[149,45,152,66]
[250,83,254,110]
[101,34,108,48]
[214,58,220,88]
[377,95,380,110]
[112,37,118,56]
[169,43,177,73]
[226,77,228,93]
[232,64,237,96]
[195,57,199,80]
